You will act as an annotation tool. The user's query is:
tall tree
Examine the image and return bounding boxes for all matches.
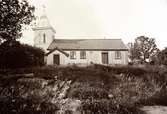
[130,36,159,63]
[129,43,141,63]
[157,48,167,65]
[0,0,35,43]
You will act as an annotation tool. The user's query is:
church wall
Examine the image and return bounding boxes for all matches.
[46,50,128,65]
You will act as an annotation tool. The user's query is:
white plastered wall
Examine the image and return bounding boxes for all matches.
[46,50,128,65]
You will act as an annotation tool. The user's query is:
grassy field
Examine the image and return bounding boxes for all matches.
[0,64,167,113]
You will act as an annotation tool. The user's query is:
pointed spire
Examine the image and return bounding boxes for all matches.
[33,5,56,33]
[40,5,47,19]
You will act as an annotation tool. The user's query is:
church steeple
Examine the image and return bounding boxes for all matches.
[32,6,55,51]
[34,7,56,32]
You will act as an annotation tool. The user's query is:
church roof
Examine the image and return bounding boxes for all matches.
[47,39,128,51]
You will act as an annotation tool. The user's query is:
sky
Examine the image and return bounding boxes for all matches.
[21,0,167,49]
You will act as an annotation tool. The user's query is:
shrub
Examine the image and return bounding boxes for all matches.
[0,41,45,69]
[81,99,144,114]
[0,77,60,114]
[32,66,59,79]
[138,84,167,106]
[0,97,59,114]
[157,48,167,66]
[56,66,120,85]
[94,64,146,76]
[68,86,109,99]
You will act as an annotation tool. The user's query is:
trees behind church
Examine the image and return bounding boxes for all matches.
[129,36,167,66]
[0,0,45,68]
[129,36,159,64]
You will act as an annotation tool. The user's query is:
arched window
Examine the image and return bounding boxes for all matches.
[43,34,46,43]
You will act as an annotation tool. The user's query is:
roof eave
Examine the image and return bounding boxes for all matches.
[47,48,128,51]
[45,47,69,57]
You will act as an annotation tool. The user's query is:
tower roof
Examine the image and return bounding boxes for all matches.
[32,12,56,33]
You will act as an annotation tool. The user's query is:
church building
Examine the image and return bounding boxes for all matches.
[33,13,128,66]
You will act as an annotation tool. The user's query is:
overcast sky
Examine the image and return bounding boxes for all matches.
[21,0,167,49]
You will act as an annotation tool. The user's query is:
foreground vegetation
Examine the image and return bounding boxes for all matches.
[0,64,167,113]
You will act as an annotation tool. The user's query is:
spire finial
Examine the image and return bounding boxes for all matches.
[42,4,46,13]
[40,4,46,16]
[40,4,47,19]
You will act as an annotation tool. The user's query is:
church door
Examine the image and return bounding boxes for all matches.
[53,54,60,65]
[102,52,109,64]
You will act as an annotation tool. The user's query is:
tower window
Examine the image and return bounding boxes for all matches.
[43,34,46,43]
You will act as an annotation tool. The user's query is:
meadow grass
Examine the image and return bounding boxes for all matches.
[0,64,166,113]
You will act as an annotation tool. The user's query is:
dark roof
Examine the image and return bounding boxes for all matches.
[47,39,128,51]
[45,47,69,57]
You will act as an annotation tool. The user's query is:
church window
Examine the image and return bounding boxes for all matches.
[80,51,86,59]
[70,51,76,59]
[43,34,46,43]
[115,51,121,59]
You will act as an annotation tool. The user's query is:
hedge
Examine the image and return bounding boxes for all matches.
[0,41,45,69]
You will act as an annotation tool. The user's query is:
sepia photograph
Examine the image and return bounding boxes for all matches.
[0,0,167,113]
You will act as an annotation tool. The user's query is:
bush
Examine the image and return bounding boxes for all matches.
[157,48,167,66]
[138,86,167,106]
[0,41,45,69]
[0,97,59,114]
[81,99,144,114]
[56,66,120,85]
[94,64,146,76]
[68,86,109,99]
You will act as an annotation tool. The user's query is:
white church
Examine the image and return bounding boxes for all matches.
[33,13,128,66]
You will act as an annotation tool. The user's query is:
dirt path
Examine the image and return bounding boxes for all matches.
[141,106,167,114]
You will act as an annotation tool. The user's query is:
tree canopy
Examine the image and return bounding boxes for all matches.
[157,48,167,66]
[0,0,35,42]
[129,36,159,63]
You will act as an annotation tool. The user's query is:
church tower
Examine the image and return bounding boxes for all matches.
[32,11,56,51]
